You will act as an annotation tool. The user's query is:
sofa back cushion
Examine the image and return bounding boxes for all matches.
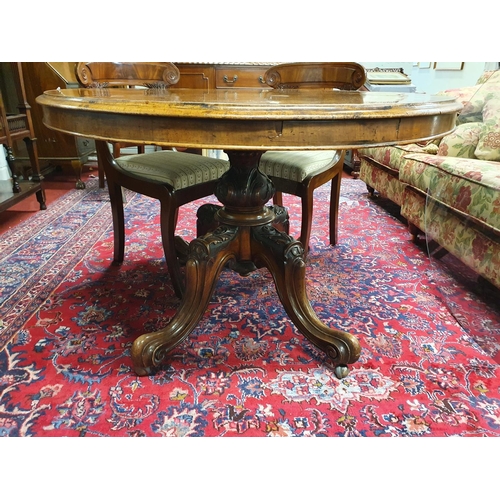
[440,86,483,124]
[475,95,500,161]
[477,70,500,85]
[442,70,500,125]
[475,97,500,161]
[437,122,481,158]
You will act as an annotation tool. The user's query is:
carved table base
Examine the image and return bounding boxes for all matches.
[131,150,361,378]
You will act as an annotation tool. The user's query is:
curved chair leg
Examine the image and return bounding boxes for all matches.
[107,178,126,263]
[96,140,126,263]
[98,160,106,189]
[160,199,185,299]
[299,191,314,255]
[329,172,342,246]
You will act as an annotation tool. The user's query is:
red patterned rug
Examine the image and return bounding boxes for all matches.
[1,178,499,437]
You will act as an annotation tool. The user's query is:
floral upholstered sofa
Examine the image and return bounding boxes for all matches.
[358,70,500,289]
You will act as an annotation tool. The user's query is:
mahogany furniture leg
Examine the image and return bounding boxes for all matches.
[251,225,360,378]
[131,225,240,375]
[71,159,86,189]
[131,150,361,378]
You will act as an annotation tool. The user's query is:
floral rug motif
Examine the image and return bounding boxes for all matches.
[1,178,499,436]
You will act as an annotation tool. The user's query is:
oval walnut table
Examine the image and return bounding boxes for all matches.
[37,87,462,378]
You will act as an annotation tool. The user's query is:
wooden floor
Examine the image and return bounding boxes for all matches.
[0,160,356,236]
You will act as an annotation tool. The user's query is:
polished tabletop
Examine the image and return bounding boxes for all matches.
[36,85,462,378]
[37,87,462,151]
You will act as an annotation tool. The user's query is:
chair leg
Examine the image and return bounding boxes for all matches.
[107,178,126,263]
[97,154,106,189]
[160,200,185,299]
[113,143,121,158]
[300,191,314,256]
[329,173,342,246]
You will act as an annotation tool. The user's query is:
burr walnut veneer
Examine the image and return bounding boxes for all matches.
[37,85,461,378]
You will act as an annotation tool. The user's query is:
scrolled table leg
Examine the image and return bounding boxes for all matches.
[252,224,361,378]
[131,225,239,375]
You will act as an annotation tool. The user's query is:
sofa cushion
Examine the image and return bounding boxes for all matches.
[477,72,493,85]
[477,70,500,85]
[400,153,500,231]
[358,143,427,172]
[442,72,500,125]
[474,97,500,161]
[440,86,483,124]
[437,122,481,158]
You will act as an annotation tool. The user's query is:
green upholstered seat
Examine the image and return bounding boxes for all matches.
[259,149,345,251]
[116,150,229,190]
[260,151,340,182]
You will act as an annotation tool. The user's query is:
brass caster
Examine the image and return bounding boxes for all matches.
[76,180,86,190]
[334,364,350,379]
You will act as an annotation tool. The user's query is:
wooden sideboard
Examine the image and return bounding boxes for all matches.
[172,63,276,90]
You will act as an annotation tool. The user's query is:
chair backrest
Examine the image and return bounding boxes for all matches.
[264,62,366,90]
[75,62,180,88]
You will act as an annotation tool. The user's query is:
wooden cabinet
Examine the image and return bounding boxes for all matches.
[20,62,96,188]
[0,62,46,212]
[173,63,275,90]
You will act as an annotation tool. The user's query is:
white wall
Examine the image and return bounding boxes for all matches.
[360,62,488,93]
[410,62,485,93]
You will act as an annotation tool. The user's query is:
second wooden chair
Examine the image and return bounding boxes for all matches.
[259,62,366,253]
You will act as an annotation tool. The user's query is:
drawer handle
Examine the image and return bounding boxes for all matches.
[223,74,238,84]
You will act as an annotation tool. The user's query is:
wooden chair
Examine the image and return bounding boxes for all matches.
[260,62,366,253]
[76,62,230,298]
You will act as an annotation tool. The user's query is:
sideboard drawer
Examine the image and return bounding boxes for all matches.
[215,66,272,89]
